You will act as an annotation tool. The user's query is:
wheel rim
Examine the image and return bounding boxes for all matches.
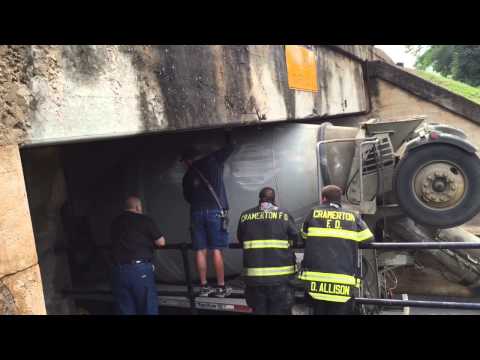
[412,161,467,210]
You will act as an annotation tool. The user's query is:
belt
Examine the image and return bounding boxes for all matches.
[116,259,151,265]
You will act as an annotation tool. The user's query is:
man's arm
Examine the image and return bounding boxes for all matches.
[356,216,374,243]
[213,132,235,164]
[148,218,166,248]
[300,211,313,242]
[286,212,300,247]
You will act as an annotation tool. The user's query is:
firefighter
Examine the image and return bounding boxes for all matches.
[237,187,299,315]
[299,185,374,315]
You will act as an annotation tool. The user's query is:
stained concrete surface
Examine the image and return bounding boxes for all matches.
[20,146,76,314]
[0,145,39,278]
[0,46,33,146]
[0,145,46,314]
[20,45,369,146]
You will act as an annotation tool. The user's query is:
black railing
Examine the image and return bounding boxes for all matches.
[157,241,480,313]
[355,297,480,311]
[358,241,480,312]
[359,242,480,250]
[163,241,480,250]
[74,240,480,313]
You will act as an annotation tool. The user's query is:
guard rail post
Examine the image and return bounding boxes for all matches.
[179,243,197,314]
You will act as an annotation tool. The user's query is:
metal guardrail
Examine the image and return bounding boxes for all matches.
[82,240,480,313]
[158,241,480,313]
[355,297,480,311]
[162,241,480,250]
[359,242,480,250]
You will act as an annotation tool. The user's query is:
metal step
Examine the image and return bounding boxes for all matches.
[66,282,307,314]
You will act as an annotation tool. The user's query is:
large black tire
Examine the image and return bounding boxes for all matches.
[395,144,480,228]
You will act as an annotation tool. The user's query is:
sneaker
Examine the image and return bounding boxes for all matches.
[199,285,214,297]
[214,285,232,298]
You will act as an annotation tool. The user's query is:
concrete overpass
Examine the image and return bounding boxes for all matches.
[19,45,372,146]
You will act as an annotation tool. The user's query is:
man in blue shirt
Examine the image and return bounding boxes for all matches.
[181,133,235,297]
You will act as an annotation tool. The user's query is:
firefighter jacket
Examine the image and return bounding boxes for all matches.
[237,204,299,286]
[298,202,374,303]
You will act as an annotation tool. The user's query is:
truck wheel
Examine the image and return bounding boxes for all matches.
[395,144,480,228]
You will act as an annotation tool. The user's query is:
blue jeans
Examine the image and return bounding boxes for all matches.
[111,262,159,315]
[191,209,229,250]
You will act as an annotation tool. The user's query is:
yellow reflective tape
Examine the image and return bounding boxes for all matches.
[298,271,356,285]
[307,227,372,242]
[300,223,308,239]
[356,228,373,241]
[243,239,290,249]
[245,265,296,277]
[308,292,351,303]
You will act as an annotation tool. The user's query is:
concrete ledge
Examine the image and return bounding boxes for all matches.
[367,61,480,125]
[329,45,374,62]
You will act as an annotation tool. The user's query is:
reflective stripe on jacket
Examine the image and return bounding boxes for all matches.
[299,202,373,303]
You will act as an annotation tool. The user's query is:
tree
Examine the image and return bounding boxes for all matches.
[451,46,480,86]
[408,45,480,87]
[405,45,429,57]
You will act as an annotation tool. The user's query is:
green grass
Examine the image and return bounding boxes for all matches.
[414,70,480,105]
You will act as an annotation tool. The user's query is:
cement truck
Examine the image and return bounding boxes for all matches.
[317,116,480,303]
[321,116,480,228]
[60,116,480,313]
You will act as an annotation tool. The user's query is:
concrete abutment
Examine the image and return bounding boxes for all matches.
[0,145,46,314]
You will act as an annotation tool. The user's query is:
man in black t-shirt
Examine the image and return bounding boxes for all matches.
[110,196,166,315]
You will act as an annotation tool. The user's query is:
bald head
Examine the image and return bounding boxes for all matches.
[125,196,143,214]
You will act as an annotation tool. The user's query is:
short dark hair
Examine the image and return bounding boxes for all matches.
[181,147,199,162]
[259,187,276,204]
[322,185,342,202]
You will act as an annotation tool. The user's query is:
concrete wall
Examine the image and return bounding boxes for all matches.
[0,46,33,147]
[0,145,46,314]
[369,78,480,149]
[21,147,76,314]
[23,45,370,146]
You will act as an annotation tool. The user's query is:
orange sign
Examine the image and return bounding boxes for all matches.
[285,45,319,92]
